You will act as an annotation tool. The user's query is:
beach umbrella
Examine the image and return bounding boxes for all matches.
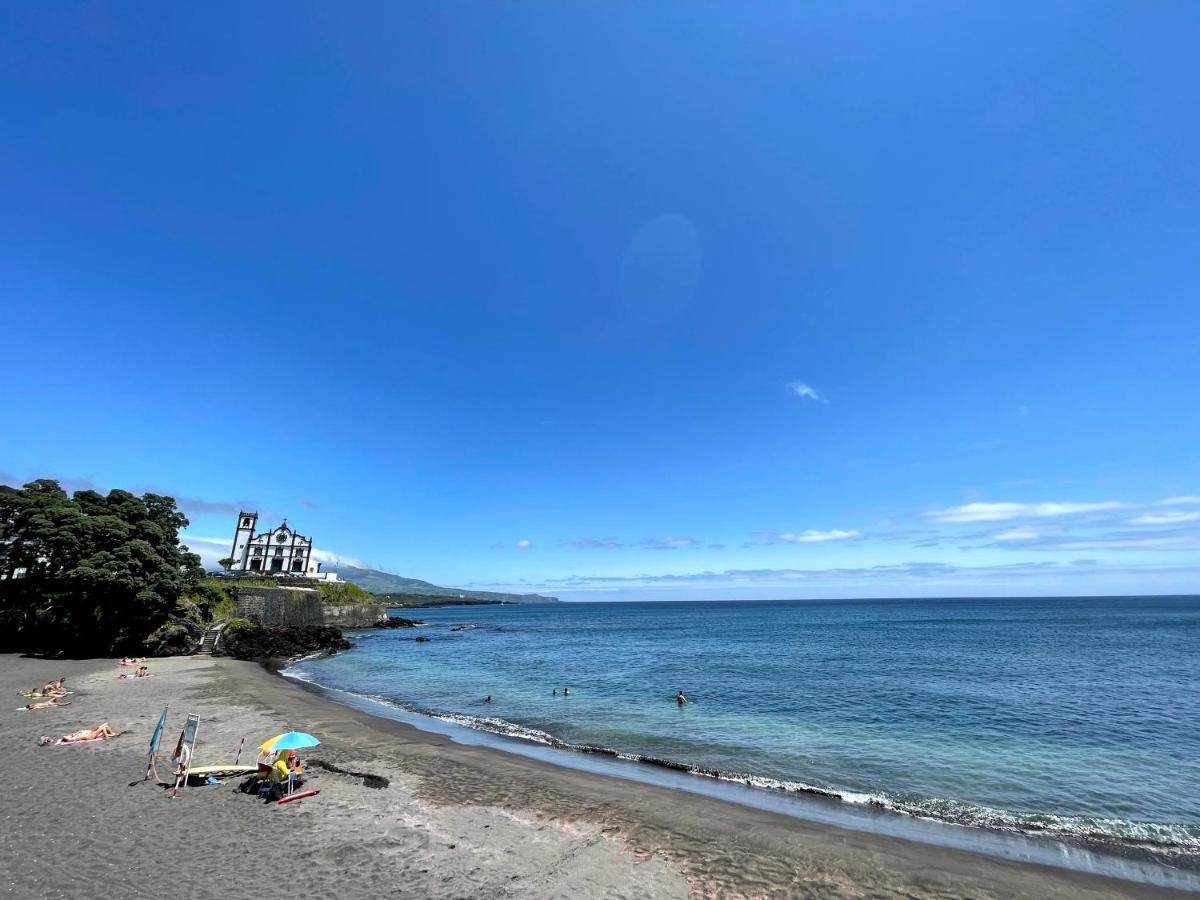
[259,731,320,752]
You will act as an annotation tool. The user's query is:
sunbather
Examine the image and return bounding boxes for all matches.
[25,696,66,710]
[41,723,116,745]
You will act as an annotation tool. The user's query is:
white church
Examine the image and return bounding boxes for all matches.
[226,512,341,582]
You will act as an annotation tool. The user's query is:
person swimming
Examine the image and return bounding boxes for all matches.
[563,687,570,696]
[676,690,688,705]
[552,688,557,696]
[484,695,492,703]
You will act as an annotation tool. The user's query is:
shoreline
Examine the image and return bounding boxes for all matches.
[1,653,1192,899]
[279,660,1200,888]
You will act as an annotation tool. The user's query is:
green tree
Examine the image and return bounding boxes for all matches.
[0,480,203,655]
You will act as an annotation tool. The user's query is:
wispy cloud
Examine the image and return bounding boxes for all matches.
[298,498,319,509]
[562,537,623,549]
[532,559,1200,592]
[179,535,233,567]
[990,525,1063,542]
[1128,511,1200,526]
[309,548,365,567]
[515,539,532,551]
[773,529,861,543]
[0,472,265,521]
[177,534,367,569]
[924,501,1125,523]
[787,381,825,403]
[641,536,699,550]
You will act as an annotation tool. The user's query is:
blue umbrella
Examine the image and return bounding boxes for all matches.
[259,731,320,752]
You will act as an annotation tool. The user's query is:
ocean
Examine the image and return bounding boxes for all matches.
[286,595,1199,874]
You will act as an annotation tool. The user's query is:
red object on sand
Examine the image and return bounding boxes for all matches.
[276,789,318,805]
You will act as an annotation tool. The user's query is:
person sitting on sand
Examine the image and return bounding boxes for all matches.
[40,678,66,696]
[268,751,301,798]
[676,690,688,705]
[135,666,150,677]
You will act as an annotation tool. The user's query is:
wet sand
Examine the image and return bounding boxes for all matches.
[0,654,1185,899]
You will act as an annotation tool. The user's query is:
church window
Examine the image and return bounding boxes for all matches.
[274,548,283,557]
[241,517,252,528]
[276,533,288,543]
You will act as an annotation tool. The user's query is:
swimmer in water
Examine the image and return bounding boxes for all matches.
[552,688,557,696]
[676,690,688,705]
[484,695,492,703]
[563,687,570,696]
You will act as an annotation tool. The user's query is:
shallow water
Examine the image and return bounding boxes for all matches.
[289,596,1200,866]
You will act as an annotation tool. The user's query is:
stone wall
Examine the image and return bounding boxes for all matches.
[321,603,389,628]
[235,586,387,628]
[235,587,323,627]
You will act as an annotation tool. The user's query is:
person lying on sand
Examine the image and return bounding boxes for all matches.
[25,696,68,710]
[41,723,117,745]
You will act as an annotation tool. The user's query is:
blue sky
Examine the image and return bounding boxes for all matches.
[2,2,1198,600]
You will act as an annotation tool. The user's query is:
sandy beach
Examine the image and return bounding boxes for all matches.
[0,654,1185,900]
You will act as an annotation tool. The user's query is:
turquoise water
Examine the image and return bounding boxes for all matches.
[288,596,1200,866]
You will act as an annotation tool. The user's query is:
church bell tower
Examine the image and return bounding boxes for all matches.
[230,511,258,571]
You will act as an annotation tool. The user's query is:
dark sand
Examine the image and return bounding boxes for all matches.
[0,654,1185,899]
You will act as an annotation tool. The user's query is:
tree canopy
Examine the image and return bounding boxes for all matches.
[0,480,204,655]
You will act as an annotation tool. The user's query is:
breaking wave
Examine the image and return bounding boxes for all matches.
[281,668,1200,867]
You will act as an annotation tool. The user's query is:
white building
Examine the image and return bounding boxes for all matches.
[227,512,340,582]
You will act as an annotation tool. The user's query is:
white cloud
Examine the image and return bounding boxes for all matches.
[991,525,1062,542]
[1128,511,1200,526]
[179,535,233,568]
[776,529,861,543]
[1025,535,1200,552]
[515,539,532,550]
[180,535,364,569]
[1157,496,1200,506]
[787,381,825,403]
[923,501,1124,523]
[562,537,623,549]
[309,548,366,568]
[641,536,700,550]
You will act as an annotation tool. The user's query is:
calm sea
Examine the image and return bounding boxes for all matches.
[287,596,1199,869]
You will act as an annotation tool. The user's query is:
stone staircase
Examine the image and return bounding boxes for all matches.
[197,623,227,655]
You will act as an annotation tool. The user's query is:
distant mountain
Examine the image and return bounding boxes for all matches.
[334,566,558,604]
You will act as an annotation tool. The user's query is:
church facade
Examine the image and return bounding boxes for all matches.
[227,512,339,581]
